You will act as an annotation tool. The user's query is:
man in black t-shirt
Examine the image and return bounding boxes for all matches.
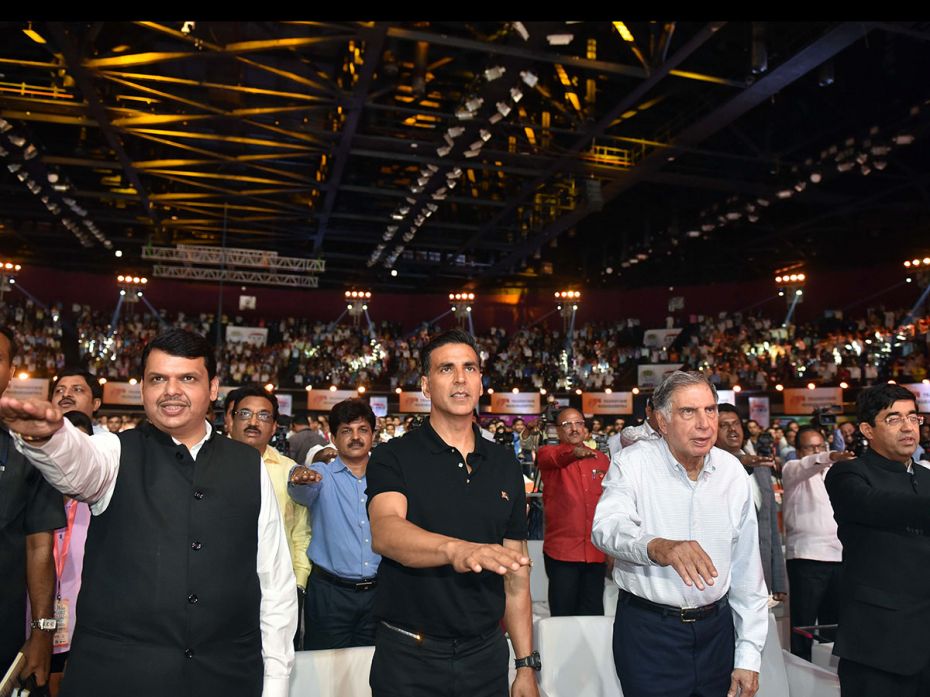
[367,329,539,697]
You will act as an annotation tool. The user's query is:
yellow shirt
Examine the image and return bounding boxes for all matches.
[262,445,312,587]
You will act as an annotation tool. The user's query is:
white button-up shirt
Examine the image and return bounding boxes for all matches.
[16,419,297,697]
[781,451,842,562]
[592,437,769,672]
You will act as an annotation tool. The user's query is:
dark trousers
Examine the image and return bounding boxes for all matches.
[303,572,377,650]
[369,622,509,697]
[543,553,605,616]
[839,657,930,697]
[612,592,735,697]
[787,558,841,660]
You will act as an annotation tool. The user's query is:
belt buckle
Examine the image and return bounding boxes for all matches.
[680,607,698,623]
[355,580,375,591]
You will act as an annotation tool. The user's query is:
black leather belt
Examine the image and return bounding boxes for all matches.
[620,589,729,623]
[312,565,377,592]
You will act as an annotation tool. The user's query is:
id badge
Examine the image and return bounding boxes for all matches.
[53,598,69,649]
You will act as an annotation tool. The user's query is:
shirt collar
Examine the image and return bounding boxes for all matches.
[330,455,351,474]
[170,419,212,450]
[660,438,716,477]
[422,418,488,459]
[865,447,914,474]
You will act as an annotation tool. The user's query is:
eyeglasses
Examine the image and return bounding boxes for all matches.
[558,420,585,429]
[798,443,828,453]
[233,408,274,423]
[882,414,924,427]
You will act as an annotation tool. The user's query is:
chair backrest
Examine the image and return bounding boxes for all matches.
[289,645,375,697]
[528,539,548,602]
[536,615,624,697]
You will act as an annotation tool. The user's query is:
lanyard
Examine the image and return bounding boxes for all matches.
[53,499,79,600]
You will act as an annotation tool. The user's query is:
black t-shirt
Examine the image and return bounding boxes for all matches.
[366,420,527,638]
[0,428,66,665]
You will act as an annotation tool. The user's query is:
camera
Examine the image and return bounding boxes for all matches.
[811,406,839,431]
[755,432,775,458]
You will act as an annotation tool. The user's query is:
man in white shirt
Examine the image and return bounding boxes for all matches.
[781,426,852,660]
[0,329,296,697]
[592,370,768,697]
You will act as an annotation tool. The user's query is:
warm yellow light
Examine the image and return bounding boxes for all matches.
[357,385,366,394]
[117,275,125,282]
[23,23,46,45]
[632,387,640,395]
[913,259,921,266]
[905,260,912,268]
[775,384,784,392]
[305,385,313,392]
[605,388,612,394]
[924,258,930,265]
[395,387,402,394]
[98,377,107,385]
[775,276,782,283]
[807,382,815,390]
[888,380,897,385]
[17,371,29,380]
[798,273,805,281]
[612,21,635,42]
[264,383,275,392]
[839,381,849,389]
[540,388,547,395]
[575,388,582,395]
[329,385,337,392]
[512,387,519,393]
[487,388,495,394]
[733,385,742,393]
[129,378,138,385]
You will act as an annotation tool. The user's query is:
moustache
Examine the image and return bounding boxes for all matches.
[347,440,366,449]
[157,397,190,407]
[245,427,262,435]
[58,397,75,407]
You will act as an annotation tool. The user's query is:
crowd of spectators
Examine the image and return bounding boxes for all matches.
[4,297,928,393]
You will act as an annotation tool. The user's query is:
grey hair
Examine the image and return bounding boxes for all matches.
[652,370,718,419]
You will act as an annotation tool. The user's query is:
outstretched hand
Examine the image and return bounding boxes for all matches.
[445,540,531,575]
[0,396,64,440]
[289,465,324,485]
[647,538,718,590]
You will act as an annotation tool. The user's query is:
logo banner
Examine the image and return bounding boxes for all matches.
[748,396,771,428]
[581,392,633,415]
[782,387,843,415]
[6,377,50,401]
[225,326,268,346]
[489,392,541,415]
[637,364,684,389]
[307,389,359,411]
[102,381,142,406]
[398,391,432,413]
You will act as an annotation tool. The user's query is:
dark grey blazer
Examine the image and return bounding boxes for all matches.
[752,466,788,595]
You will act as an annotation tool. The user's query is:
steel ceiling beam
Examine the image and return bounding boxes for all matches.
[47,22,157,226]
[312,24,388,251]
[489,21,874,275]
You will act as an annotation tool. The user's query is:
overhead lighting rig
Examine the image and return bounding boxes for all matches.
[117,274,148,301]
[345,290,372,326]
[448,291,476,329]
[0,261,22,303]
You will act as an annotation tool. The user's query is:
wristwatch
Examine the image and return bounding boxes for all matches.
[514,650,541,671]
[31,618,57,632]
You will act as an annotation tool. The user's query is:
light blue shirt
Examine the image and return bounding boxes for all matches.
[287,456,381,580]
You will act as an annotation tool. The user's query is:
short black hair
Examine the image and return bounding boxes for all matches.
[419,328,480,376]
[229,384,279,422]
[795,425,824,449]
[141,328,217,380]
[224,386,251,415]
[64,410,95,436]
[291,408,311,426]
[52,368,104,403]
[717,403,739,415]
[0,326,18,361]
[330,398,376,433]
[856,383,918,426]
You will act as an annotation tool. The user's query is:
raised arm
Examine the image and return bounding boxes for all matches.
[367,491,529,574]
[3,397,120,509]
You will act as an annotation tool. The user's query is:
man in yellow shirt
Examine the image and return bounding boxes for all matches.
[228,385,311,647]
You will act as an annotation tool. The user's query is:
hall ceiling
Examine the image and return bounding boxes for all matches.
[0,21,928,292]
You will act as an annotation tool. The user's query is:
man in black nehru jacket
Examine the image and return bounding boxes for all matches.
[0,328,297,697]
[367,329,539,697]
[826,383,930,697]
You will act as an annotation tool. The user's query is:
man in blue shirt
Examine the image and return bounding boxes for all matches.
[288,398,380,649]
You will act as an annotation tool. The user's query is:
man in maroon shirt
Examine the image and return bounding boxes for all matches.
[537,408,609,615]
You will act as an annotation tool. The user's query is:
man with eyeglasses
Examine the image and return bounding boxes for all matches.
[228,385,311,648]
[825,384,930,697]
[536,408,609,616]
[781,426,853,661]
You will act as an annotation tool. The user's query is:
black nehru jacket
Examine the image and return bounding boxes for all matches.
[61,422,263,697]
[825,448,930,676]
[366,420,527,638]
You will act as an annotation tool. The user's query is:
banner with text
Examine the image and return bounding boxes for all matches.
[5,377,50,401]
[717,390,736,406]
[637,363,684,389]
[782,387,844,415]
[643,328,682,349]
[581,391,634,415]
[903,383,930,412]
[398,391,432,413]
[490,392,541,415]
[748,396,771,428]
[226,326,268,346]
[307,389,359,411]
[369,396,388,418]
[103,381,142,406]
